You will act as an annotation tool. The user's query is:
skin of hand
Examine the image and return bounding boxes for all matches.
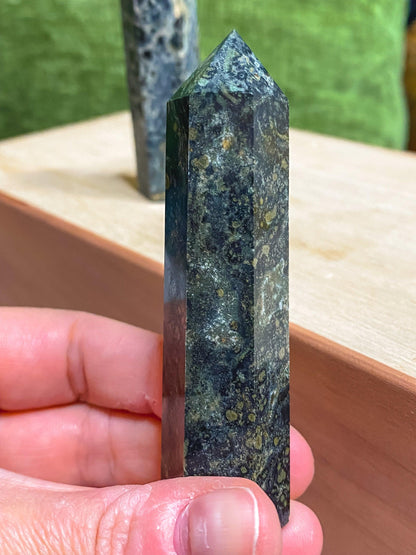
[0,308,323,554]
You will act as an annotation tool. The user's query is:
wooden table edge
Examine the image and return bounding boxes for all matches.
[1,188,414,393]
[0,190,164,277]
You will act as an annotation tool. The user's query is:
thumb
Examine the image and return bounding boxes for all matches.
[0,470,281,554]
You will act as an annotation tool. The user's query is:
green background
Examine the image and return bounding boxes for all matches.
[0,0,408,148]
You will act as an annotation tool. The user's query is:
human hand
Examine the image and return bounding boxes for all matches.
[0,308,322,554]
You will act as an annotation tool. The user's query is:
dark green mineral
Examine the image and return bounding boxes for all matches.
[120,0,199,199]
[162,30,289,525]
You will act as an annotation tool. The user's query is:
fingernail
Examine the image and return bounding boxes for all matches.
[174,487,259,555]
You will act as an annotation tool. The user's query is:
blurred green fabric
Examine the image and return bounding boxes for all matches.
[0,0,408,148]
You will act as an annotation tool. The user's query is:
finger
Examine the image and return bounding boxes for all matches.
[0,418,314,496]
[0,308,162,416]
[282,500,323,554]
[0,404,160,486]
[0,471,282,554]
[290,426,315,499]
[0,416,314,495]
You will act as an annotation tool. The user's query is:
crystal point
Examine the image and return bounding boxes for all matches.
[162,31,290,525]
[120,0,199,199]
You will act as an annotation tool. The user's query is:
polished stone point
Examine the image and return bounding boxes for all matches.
[162,30,289,525]
[120,0,199,200]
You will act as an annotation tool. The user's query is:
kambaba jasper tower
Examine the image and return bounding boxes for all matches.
[162,30,289,525]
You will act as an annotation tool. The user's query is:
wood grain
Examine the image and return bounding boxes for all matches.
[291,325,416,555]
[1,113,416,378]
[0,190,416,553]
[0,191,164,333]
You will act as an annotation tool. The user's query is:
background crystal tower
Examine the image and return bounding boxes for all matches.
[120,0,199,199]
[162,30,289,524]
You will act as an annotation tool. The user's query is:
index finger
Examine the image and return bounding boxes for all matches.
[0,308,162,417]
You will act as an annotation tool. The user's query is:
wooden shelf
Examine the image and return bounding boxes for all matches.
[1,111,415,377]
[1,112,416,553]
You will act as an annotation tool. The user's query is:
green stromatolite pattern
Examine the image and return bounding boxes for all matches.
[162,30,289,525]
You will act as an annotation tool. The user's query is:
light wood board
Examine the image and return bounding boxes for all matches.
[0,112,415,378]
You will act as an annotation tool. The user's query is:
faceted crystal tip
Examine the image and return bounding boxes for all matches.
[172,29,286,101]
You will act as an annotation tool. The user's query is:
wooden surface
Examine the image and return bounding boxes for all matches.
[0,190,415,554]
[1,114,416,554]
[1,112,415,379]
[291,326,416,555]
[0,191,164,333]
